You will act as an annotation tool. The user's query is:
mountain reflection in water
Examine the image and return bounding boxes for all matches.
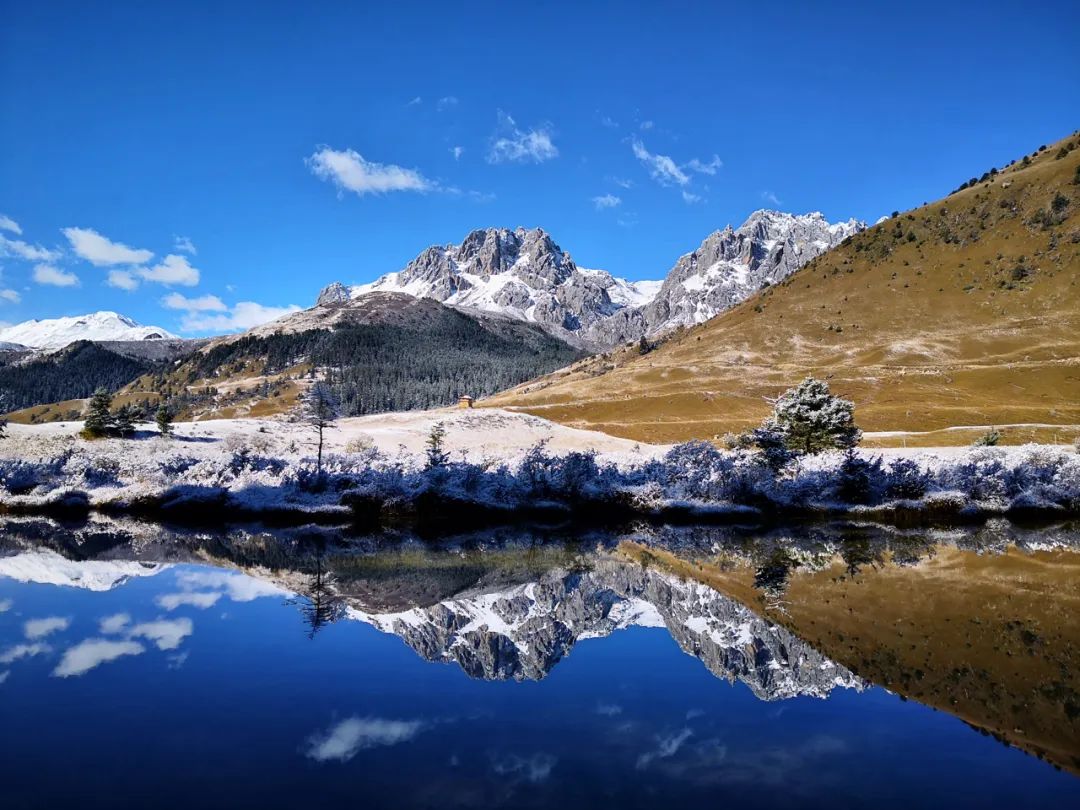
[1,515,1078,808]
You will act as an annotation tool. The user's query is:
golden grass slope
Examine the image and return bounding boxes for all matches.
[488,132,1080,445]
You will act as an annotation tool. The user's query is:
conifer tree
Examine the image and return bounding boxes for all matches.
[112,404,137,437]
[302,381,339,474]
[82,389,115,438]
[771,377,861,454]
[155,402,174,437]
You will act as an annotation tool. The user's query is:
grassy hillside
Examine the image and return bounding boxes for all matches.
[489,132,1080,445]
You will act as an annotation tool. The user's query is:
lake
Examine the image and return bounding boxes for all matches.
[1,517,1078,808]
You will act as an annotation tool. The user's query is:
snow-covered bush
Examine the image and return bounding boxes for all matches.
[884,458,931,499]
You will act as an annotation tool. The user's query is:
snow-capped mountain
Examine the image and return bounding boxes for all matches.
[318,213,864,350]
[347,558,863,697]
[587,210,866,345]
[318,227,662,348]
[0,311,176,350]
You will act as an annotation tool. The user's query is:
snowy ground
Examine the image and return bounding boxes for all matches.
[1,407,1078,521]
[0,407,668,466]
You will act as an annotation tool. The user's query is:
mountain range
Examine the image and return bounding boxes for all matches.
[318,210,865,349]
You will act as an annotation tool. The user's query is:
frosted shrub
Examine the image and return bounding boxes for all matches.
[345,434,375,454]
[661,441,728,500]
[833,450,884,505]
[884,458,931,499]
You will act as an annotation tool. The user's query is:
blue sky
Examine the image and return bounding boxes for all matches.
[1,0,1078,334]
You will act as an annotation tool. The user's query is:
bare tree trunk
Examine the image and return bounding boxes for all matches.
[317,423,324,474]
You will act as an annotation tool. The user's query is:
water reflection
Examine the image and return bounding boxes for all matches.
[1,514,1079,805]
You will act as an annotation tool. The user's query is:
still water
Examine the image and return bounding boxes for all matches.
[1,517,1078,808]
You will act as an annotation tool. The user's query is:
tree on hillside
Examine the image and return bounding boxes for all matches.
[302,381,339,474]
[770,377,861,454]
[82,389,115,438]
[0,395,8,439]
[155,402,174,437]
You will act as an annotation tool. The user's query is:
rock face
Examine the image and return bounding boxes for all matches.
[586,210,866,346]
[350,559,863,699]
[319,212,864,350]
[329,227,658,348]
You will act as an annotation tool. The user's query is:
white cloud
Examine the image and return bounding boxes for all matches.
[138,254,200,286]
[0,670,8,685]
[681,190,703,205]
[161,292,227,313]
[173,235,197,255]
[639,120,654,130]
[612,177,634,189]
[175,301,301,333]
[436,95,458,111]
[308,147,432,196]
[62,227,153,266]
[99,613,131,634]
[174,570,289,601]
[487,111,558,164]
[0,642,50,665]
[0,598,12,612]
[636,728,693,770]
[598,113,619,129]
[450,146,464,161]
[52,638,144,677]
[596,703,623,716]
[0,214,21,235]
[631,138,689,186]
[33,263,80,287]
[306,717,424,763]
[24,616,70,640]
[106,269,140,291]
[127,618,193,651]
[1,288,20,303]
[0,234,60,262]
[407,96,422,106]
[686,155,722,175]
[760,190,783,206]
[156,591,222,610]
[592,194,622,210]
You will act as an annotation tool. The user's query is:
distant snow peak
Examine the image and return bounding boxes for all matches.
[0,311,176,349]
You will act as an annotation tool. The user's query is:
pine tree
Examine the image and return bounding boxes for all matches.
[155,402,174,437]
[771,377,861,454]
[425,422,449,469]
[112,404,137,437]
[82,388,115,438]
[302,381,339,474]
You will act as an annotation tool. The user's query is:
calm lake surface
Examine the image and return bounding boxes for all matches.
[1,518,1078,808]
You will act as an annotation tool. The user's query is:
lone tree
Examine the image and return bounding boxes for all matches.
[770,377,861,454]
[155,402,174,437]
[82,388,115,438]
[302,381,339,474]
[425,421,449,469]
